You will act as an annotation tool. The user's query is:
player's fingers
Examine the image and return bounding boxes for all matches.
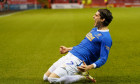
[83,61,86,65]
[80,65,85,68]
[78,66,83,69]
[61,46,66,48]
[60,48,65,54]
[60,46,64,49]
[77,67,85,72]
[77,67,83,70]
[60,47,62,50]
[60,47,62,51]
[78,66,85,70]
[60,47,63,51]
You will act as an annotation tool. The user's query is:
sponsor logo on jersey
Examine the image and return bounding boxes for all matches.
[86,32,95,41]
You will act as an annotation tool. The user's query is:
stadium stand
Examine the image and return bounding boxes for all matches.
[0,0,140,11]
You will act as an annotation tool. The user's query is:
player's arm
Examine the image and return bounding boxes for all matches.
[77,45,109,72]
[78,38,111,72]
[93,38,111,68]
[60,46,73,54]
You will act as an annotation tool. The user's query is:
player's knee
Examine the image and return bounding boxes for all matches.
[43,74,48,81]
[48,77,59,83]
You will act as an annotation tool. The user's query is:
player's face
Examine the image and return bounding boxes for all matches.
[93,11,104,28]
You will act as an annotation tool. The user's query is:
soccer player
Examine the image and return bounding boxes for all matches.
[43,9,113,83]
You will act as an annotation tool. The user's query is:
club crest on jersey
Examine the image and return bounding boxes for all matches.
[86,32,95,41]
[66,61,74,65]
[105,45,110,50]
[95,33,102,39]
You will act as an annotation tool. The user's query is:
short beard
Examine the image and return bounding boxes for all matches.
[95,21,103,28]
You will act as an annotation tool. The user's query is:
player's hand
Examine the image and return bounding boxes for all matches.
[78,61,94,72]
[60,46,68,54]
[77,61,89,72]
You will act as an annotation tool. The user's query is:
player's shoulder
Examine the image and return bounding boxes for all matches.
[91,27,112,42]
[101,33,112,46]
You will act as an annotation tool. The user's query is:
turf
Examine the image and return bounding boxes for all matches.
[0,8,140,84]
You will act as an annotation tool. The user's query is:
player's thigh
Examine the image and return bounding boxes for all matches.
[49,52,72,71]
[61,55,82,75]
[50,66,68,78]
[52,60,80,77]
[52,55,68,68]
[48,53,77,77]
[48,55,67,73]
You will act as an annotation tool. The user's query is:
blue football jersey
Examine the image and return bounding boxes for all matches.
[70,28,112,68]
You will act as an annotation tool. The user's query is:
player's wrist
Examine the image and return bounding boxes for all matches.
[67,47,73,51]
[87,65,94,70]
[92,63,96,69]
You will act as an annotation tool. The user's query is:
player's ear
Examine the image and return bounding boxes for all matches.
[101,18,105,22]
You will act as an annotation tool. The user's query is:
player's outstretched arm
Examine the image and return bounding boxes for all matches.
[60,46,73,54]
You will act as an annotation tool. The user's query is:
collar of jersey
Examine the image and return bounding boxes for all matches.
[97,29,109,32]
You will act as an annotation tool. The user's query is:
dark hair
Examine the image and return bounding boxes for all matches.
[98,9,113,26]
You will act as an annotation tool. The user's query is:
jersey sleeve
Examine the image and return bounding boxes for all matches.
[93,37,112,68]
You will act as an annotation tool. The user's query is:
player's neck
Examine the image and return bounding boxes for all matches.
[97,26,108,30]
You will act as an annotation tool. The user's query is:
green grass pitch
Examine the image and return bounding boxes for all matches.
[0,8,140,84]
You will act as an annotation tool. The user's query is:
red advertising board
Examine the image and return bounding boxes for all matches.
[7,0,38,4]
[50,0,80,4]
[84,0,140,7]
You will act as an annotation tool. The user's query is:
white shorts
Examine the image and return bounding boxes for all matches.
[49,52,83,77]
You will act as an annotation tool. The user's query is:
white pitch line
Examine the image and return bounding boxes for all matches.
[0,14,12,17]
[0,12,19,17]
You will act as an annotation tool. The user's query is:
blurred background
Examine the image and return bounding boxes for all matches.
[0,0,140,12]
